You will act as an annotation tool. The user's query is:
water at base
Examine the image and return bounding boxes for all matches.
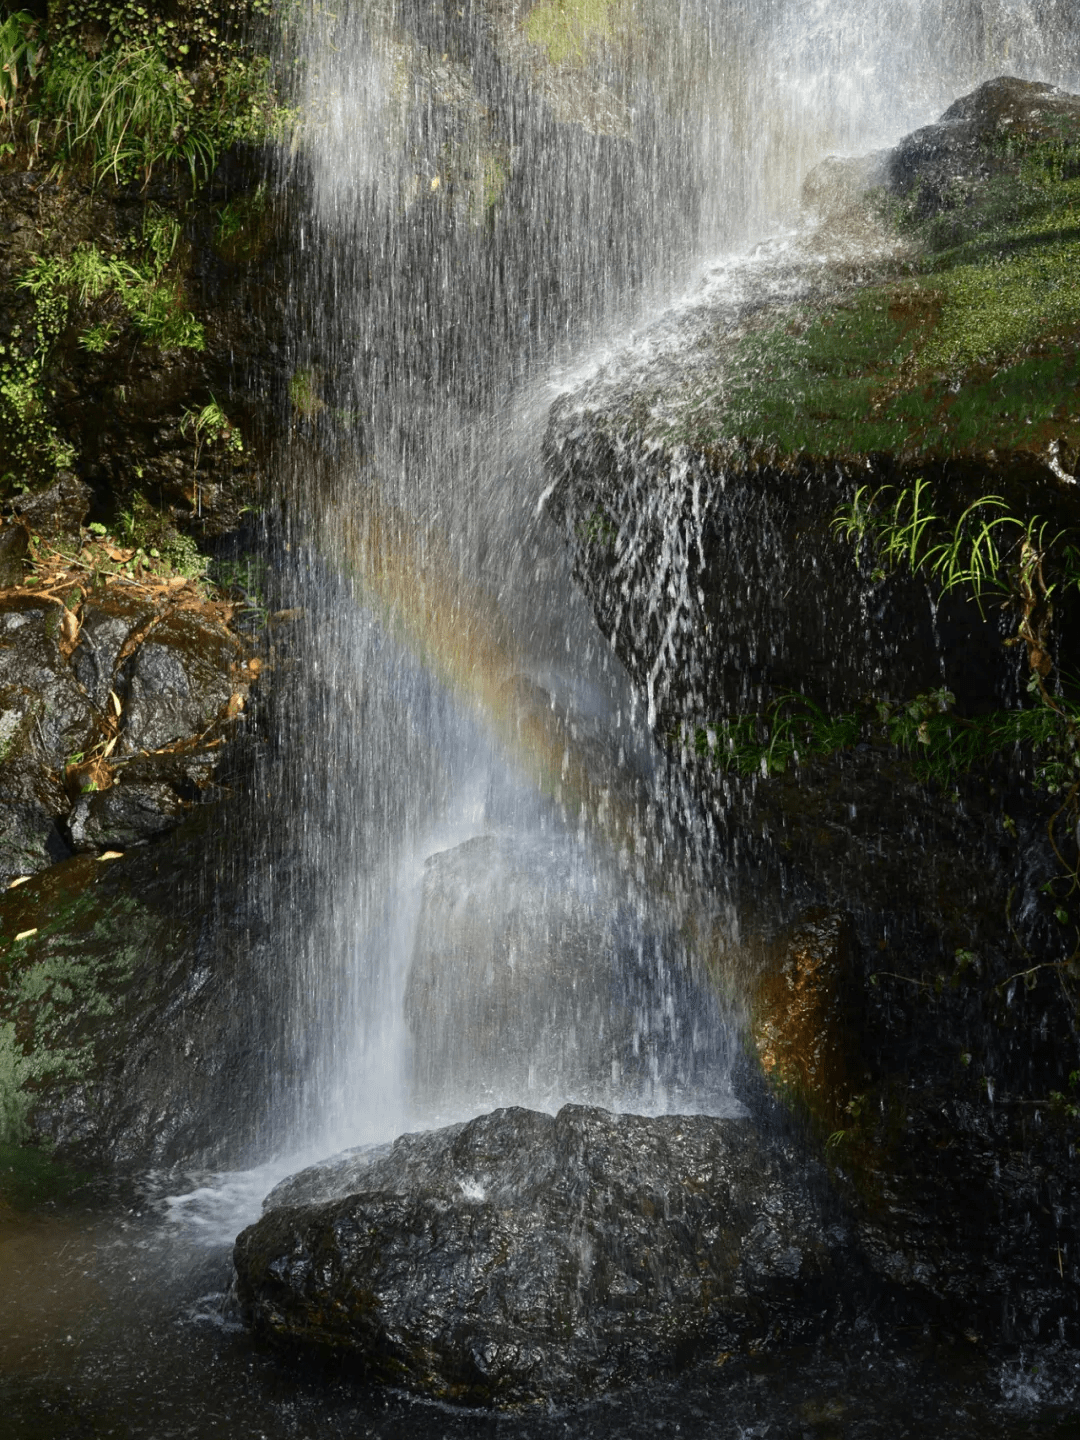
[2,1178,1079,1437]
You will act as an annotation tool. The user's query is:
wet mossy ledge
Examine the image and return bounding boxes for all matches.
[545,78,1080,1338]
[602,77,1080,470]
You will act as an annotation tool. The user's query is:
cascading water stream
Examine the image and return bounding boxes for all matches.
[262,0,1080,1158]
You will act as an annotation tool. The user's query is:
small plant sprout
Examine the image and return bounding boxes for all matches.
[181,396,243,515]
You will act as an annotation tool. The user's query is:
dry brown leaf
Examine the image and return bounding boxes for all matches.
[60,607,79,646]
[15,928,38,941]
[109,690,122,717]
[7,876,31,889]
[101,734,118,759]
[225,692,245,719]
[97,851,124,861]
[246,657,264,678]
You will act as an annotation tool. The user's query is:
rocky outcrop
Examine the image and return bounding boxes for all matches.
[543,78,1080,1340]
[888,75,1080,216]
[0,4,296,1174]
[0,498,258,887]
[234,1104,841,1405]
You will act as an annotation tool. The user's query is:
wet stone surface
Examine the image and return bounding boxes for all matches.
[0,571,250,884]
[235,1104,843,1406]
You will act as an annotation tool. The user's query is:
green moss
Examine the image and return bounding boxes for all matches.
[523,0,620,66]
[480,150,509,215]
[2,219,210,489]
[663,128,1080,464]
[0,883,144,1146]
[289,367,325,419]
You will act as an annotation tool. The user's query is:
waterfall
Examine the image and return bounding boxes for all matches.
[255,0,1080,1156]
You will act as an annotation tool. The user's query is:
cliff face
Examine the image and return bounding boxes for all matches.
[0,1,297,1173]
[545,78,1080,1338]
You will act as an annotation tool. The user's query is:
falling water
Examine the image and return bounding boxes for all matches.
[260,0,1080,1156]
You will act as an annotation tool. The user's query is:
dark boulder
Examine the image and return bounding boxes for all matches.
[117,608,239,756]
[234,1105,841,1406]
[70,591,148,713]
[67,779,185,851]
[887,76,1080,214]
[12,472,93,542]
[0,760,73,878]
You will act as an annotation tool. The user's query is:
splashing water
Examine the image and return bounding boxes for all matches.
[258,0,1080,1159]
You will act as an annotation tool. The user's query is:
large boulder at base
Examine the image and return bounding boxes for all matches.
[233,1104,841,1406]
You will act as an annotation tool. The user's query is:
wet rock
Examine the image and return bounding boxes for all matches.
[0,759,72,884]
[0,597,98,763]
[0,519,28,588]
[11,473,92,541]
[542,75,1080,1342]
[405,833,733,1117]
[234,1104,840,1405]
[801,151,889,219]
[887,76,1080,214]
[118,610,239,756]
[751,911,853,1129]
[69,592,147,713]
[0,582,252,877]
[67,781,185,852]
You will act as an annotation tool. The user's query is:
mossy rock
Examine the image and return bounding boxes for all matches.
[0,853,176,1152]
[0,810,287,1172]
[613,79,1080,479]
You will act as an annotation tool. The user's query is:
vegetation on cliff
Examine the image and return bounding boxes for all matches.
[664,84,1080,467]
[0,2,291,1180]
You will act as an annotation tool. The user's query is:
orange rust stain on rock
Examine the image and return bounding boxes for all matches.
[751,909,851,1126]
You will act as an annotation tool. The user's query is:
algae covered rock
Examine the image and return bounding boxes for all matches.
[234,1104,840,1405]
[0,816,286,1168]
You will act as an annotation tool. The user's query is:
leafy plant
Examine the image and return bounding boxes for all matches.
[831,479,1067,623]
[0,9,43,130]
[34,36,282,189]
[182,396,243,467]
[36,40,213,186]
[180,395,243,519]
[687,687,1080,791]
[19,237,205,355]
